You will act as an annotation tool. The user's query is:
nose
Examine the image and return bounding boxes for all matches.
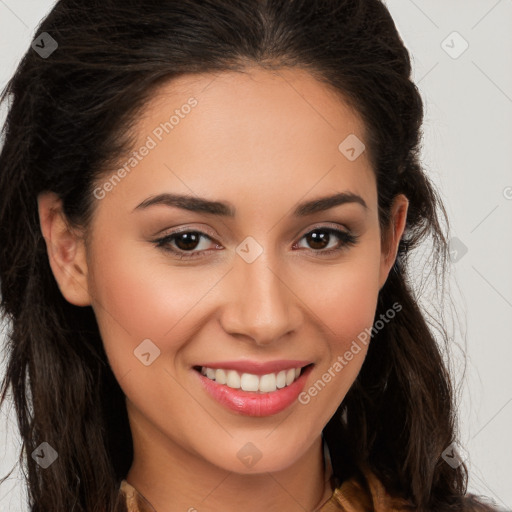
[218,250,303,346]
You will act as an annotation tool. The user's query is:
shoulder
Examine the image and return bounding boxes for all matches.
[329,466,503,512]
[324,466,415,511]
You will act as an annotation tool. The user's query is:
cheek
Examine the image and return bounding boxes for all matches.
[85,237,163,362]
[86,234,230,371]
[293,241,381,416]
[298,239,382,349]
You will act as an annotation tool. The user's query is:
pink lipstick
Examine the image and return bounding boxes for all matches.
[193,361,313,417]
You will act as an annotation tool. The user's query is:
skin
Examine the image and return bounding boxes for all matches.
[38,67,408,512]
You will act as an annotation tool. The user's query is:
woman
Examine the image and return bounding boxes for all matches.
[0,1,499,511]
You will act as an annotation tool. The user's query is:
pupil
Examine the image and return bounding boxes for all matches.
[176,232,200,250]
[308,230,329,250]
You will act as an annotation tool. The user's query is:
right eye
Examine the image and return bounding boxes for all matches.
[153,229,223,259]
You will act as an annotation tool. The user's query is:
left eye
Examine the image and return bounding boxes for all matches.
[294,227,357,252]
[153,227,358,259]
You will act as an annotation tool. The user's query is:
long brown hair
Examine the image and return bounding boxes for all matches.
[0,1,498,510]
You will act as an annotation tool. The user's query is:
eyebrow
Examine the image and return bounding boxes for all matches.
[133,191,368,216]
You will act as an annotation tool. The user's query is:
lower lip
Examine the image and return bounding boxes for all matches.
[195,365,313,417]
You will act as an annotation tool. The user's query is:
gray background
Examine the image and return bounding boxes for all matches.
[0,1,511,510]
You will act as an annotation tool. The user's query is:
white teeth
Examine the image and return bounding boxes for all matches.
[215,369,227,385]
[259,373,276,393]
[241,373,259,392]
[200,365,305,393]
[276,370,286,389]
[226,370,241,389]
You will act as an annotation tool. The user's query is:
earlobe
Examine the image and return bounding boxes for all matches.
[378,194,409,290]
[37,191,91,307]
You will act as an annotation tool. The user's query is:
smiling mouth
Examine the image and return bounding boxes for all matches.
[193,364,313,394]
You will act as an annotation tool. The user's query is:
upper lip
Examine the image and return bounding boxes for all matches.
[194,360,313,375]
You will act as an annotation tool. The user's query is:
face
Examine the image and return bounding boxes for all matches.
[40,67,408,475]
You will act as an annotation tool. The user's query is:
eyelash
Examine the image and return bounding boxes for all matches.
[153,226,359,260]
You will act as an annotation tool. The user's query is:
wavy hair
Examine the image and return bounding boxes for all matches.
[0,0,497,510]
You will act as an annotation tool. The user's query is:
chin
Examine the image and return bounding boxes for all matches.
[199,436,312,475]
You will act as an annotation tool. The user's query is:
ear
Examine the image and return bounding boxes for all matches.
[378,194,409,290]
[37,191,91,306]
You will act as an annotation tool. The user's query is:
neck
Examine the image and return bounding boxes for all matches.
[125,407,334,512]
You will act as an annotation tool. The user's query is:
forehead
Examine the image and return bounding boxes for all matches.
[99,67,376,216]
[138,66,367,146]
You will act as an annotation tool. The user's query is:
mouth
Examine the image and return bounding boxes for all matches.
[193,362,314,417]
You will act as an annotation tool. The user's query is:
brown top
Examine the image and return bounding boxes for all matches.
[119,466,414,512]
